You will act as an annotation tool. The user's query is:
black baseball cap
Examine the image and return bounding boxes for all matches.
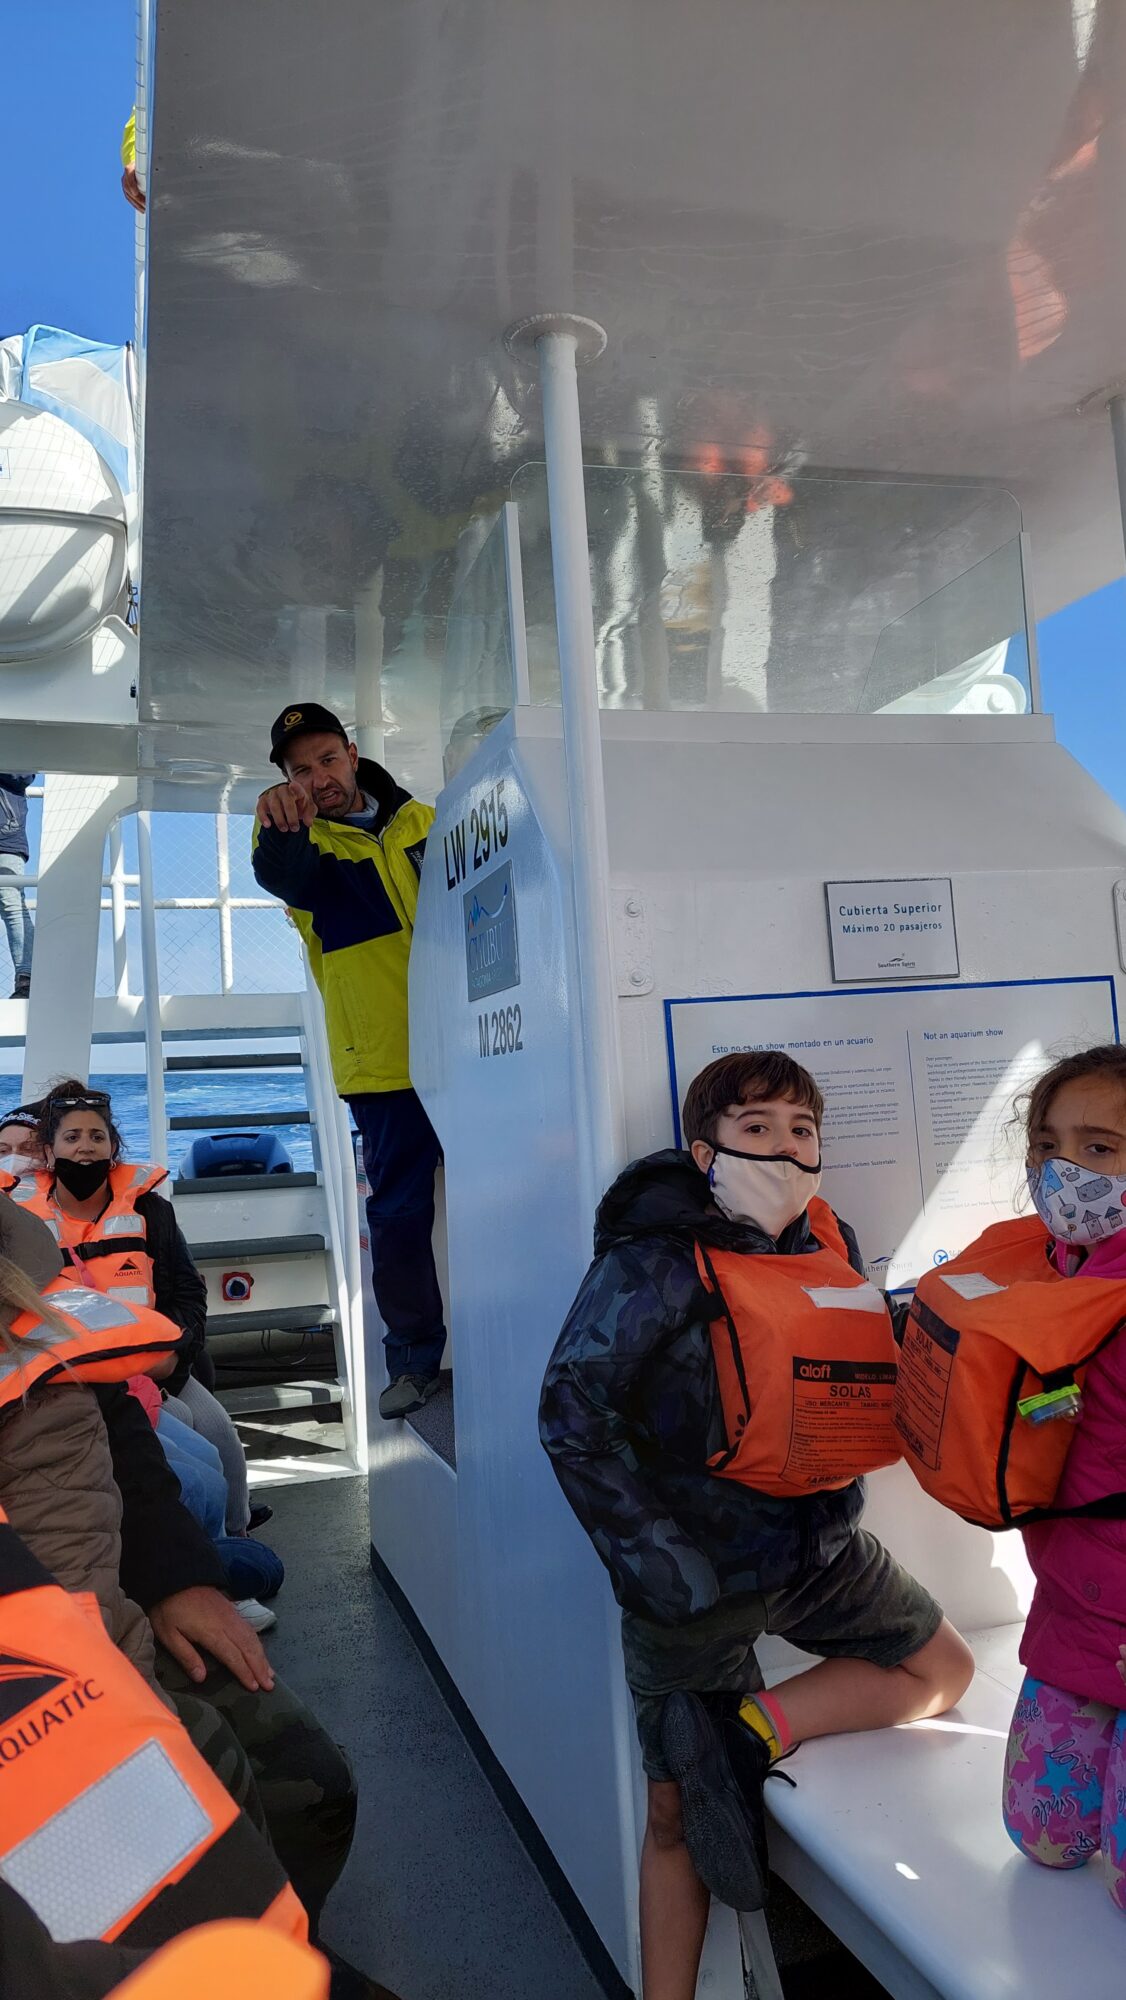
[269,702,349,769]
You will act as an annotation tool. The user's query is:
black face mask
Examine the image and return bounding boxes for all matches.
[53,1157,112,1200]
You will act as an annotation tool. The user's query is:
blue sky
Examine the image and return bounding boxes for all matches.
[10,0,137,349]
[2,0,1124,1026]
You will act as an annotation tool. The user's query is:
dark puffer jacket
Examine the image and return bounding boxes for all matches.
[539,1150,867,1625]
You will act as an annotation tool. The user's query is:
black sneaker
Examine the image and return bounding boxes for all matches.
[378,1373,442,1420]
[10,975,30,1000]
[661,1690,770,1910]
[247,1503,274,1532]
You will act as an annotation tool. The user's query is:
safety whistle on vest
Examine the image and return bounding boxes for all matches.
[1018,1382,1084,1425]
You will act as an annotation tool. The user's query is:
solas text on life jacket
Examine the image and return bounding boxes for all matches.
[0,1502,307,1948]
[9,1164,166,1310]
[894,1214,1126,1529]
[698,1198,901,1497]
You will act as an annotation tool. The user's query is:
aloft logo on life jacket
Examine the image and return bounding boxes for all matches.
[0,1645,101,1746]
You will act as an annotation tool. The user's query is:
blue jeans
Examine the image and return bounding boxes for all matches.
[349,1087,445,1381]
[214,1536,285,1601]
[0,857,33,982]
[157,1411,228,1540]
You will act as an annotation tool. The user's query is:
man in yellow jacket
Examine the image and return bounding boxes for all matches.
[252,705,443,1420]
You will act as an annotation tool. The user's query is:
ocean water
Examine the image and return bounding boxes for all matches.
[80,1071,318,1176]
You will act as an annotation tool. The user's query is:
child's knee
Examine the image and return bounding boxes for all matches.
[906,1618,975,1712]
[1002,1806,1093,1872]
[646,1778,686,1851]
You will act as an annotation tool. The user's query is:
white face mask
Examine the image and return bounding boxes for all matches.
[708,1145,823,1238]
[0,1151,37,1179]
[1028,1155,1126,1246]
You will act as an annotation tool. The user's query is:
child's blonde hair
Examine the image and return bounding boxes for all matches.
[0,1252,71,1387]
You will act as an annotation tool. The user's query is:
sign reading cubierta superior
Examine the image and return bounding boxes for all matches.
[826,877,958,983]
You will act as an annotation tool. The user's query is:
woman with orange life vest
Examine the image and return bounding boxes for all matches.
[15,1081,255,1539]
[894,1044,1126,1911]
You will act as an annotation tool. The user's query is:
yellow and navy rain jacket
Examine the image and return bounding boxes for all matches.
[251,759,434,1098]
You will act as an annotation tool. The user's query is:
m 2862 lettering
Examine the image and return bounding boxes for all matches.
[478,1005,523,1059]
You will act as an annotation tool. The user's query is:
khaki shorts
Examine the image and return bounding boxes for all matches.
[622,1528,943,1781]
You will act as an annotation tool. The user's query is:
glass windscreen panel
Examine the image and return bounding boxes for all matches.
[510,464,1029,716]
[440,503,526,780]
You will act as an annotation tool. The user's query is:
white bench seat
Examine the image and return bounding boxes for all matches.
[762,1625,1124,2000]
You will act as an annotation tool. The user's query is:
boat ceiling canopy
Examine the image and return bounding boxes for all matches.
[139,0,1126,800]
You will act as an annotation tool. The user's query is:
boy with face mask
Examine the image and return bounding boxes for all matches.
[540,1052,973,2000]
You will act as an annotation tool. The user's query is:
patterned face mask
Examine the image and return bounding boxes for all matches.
[1027,1155,1126,1246]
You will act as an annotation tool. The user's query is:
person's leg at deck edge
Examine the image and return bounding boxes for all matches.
[349,1087,445,1416]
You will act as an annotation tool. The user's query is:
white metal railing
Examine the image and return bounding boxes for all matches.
[19,816,278,1001]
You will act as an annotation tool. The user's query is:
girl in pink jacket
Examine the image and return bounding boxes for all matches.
[1004,1045,1126,1909]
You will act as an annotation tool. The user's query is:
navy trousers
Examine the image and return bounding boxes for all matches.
[348,1087,446,1381]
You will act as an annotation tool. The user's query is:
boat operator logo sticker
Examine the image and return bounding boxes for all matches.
[464,860,519,1001]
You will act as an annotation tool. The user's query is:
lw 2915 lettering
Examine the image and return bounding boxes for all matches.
[444,780,509,890]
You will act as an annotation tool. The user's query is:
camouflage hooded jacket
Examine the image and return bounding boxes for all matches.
[539,1150,867,1625]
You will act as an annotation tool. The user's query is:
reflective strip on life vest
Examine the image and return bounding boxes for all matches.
[2,1739,214,1943]
[102,1212,148,1237]
[105,1286,154,1308]
[937,1270,1006,1301]
[803,1282,888,1313]
[17,1287,151,1339]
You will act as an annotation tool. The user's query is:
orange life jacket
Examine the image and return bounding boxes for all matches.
[0,1504,307,1948]
[0,1267,183,1411]
[894,1214,1126,1529]
[698,1199,901,1498]
[11,1165,164,1311]
[111,1922,329,1998]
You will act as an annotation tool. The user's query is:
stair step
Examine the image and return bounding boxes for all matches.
[218,1379,344,1418]
[174,1171,319,1194]
[165,1052,303,1072]
[206,1304,337,1338]
[189,1234,327,1262]
[169,1109,311,1130]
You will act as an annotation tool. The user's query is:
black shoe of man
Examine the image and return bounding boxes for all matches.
[378,1373,442,1420]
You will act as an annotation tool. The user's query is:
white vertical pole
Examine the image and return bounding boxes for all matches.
[214,814,234,995]
[135,812,167,1168]
[108,821,130,1000]
[519,316,627,1202]
[1109,395,1126,565]
[1018,530,1042,714]
[22,776,137,1101]
[502,501,532,704]
[354,569,386,766]
[519,315,639,1996]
